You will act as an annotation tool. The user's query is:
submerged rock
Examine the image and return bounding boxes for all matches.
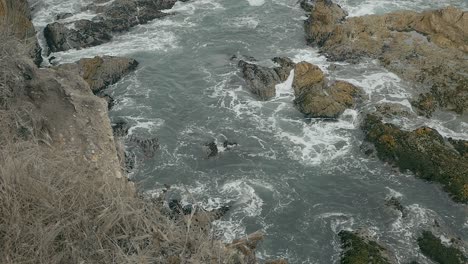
[238,57,295,100]
[44,0,178,52]
[385,197,407,218]
[292,62,362,118]
[205,141,218,157]
[362,114,468,203]
[417,231,467,264]
[339,230,394,264]
[304,0,468,115]
[57,56,139,93]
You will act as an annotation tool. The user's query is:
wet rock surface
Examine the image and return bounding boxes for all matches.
[43,0,179,53]
[238,57,295,100]
[56,56,139,93]
[292,61,362,118]
[362,114,468,203]
[304,0,468,115]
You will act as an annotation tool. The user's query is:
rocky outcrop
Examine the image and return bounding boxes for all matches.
[304,0,468,115]
[56,56,139,93]
[362,114,468,203]
[238,57,295,100]
[0,0,42,65]
[44,0,178,53]
[292,61,362,118]
[339,230,395,264]
[417,231,467,264]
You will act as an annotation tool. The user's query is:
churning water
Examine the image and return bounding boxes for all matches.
[31,0,468,263]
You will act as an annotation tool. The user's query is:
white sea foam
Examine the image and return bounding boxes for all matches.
[247,0,266,7]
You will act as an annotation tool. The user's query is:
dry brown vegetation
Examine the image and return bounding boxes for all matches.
[0,30,238,264]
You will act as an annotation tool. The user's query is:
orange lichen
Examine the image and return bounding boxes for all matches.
[379,134,396,149]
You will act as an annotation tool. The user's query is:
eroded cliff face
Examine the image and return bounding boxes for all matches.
[304,0,468,116]
[0,0,42,65]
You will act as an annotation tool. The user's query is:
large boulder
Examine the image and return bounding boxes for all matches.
[44,20,112,53]
[238,57,295,100]
[417,231,467,264]
[57,56,139,93]
[304,1,468,115]
[362,114,468,203]
[44,0,178,52]
[339,230,395,264]
[0,0,42,65]
[292,61,362,118]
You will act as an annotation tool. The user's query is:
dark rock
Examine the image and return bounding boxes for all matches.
[448,138,468,158]
[375,103,414,118]
[124,150,136,173]
[56,56,139,93]
[238,58,295,100]
[112,119,130,137]
[223,140,238,150]
[44,0,178,52]
[44,20,112,53]
[417,231,467,264]
[55,12,73,20]
[385,197,407,217]
[339,230,394,264]
[205,141,218,157]
[129,136,160,159]
[362,114,468,203]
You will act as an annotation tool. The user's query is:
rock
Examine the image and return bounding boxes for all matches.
[0,0,43,66]
[44,0,178,52]
[205,141,218,157]
[417,231,467,264]
[223,140,238,150]
[375,103,414,118]
[292,62,362,118]
[129,136,160,159]
[362,114,468,203]
[44,20,112,53]
[448,138,468,158]
[385,197,407,217]
[55,12,73,20]
[304,1,468,114]
[272,57,295,81]
[57,56,139,93]
[112,119,130,137]
[339,230,394,264]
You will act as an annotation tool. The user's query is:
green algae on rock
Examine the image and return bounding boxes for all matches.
[417,231,467,264]
[339,230,393,264]
[362,114,468,203]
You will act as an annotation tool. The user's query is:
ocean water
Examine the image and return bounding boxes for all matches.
[31,0,468,263]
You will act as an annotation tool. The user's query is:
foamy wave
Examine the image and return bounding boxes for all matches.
[247,0,266,7]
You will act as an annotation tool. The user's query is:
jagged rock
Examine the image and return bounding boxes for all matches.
[0,0,42,66]
[417,231,467,264]
[44,0,178,52]
[44,20,112,53]
[339,230,395,264]
[292,62,362,118]
[238,57,295,100]
[129,136,160,159]
[205,141,218,157]
[304,1,468,115]
[57,56,139,93]
[448,138,468,158]
[362,114,468,203]
[112,119,130,137]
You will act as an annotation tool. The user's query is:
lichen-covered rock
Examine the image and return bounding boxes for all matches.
[362,114,468,203]
[44,0,178,52]
[57,56,139,93]
[0,0,42,65]
[304,1,468,115]
[375,103,414,119]
[292,62,362,118]
[238,57,295,100]
[339,230,394,264]
[417,231,467,264]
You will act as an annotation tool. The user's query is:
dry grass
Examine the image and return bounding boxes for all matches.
[0,33,233,264]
